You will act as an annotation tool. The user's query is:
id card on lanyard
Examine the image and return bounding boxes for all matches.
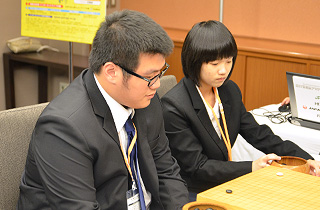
[121,122,143,210]
[126,183,141,210]
[205,87,232,161]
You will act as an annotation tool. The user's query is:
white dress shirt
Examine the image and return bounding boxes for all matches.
[196,85,222,139]
[94,75,151,209]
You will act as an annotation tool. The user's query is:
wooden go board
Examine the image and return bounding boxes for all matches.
[197,166,320,210]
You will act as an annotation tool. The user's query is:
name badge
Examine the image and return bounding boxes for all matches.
[126,185,141,210]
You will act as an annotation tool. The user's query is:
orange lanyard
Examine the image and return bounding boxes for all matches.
[120,123,138,181]
[204,87,232,161]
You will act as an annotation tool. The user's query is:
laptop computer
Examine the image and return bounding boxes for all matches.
[286,72,320,130]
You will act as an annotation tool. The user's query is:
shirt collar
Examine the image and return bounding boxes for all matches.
[196,85,220,119]
[94,74,135,132]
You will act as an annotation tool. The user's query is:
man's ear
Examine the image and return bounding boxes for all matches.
[101,62,121,84]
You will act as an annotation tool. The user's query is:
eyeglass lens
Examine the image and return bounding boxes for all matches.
[148,66,168,86]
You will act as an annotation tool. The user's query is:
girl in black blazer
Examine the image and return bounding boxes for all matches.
[161,20,320,199]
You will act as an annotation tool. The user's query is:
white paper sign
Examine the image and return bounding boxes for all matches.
[293,75,320,122]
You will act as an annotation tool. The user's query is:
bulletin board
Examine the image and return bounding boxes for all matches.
[21,0,106,44]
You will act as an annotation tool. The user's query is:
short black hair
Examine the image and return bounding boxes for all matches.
[181,20,238,86]
[89,10,173,75]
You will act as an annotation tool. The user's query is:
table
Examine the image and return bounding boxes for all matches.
[3,51,89,109]
[197,166,320,210]
[232,104,320,161]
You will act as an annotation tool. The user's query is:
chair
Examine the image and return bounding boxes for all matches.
[157,75,177,98]
[183,201,234,210]
[0,103,48,210]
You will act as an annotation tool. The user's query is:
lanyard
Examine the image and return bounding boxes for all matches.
[204,87,232,161]
[120,123,138,182]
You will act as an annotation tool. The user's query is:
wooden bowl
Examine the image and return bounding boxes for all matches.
[271,156,310,174]
[183,201,232,210]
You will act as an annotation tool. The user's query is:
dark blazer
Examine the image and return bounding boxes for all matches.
[161,77,313,193]
[17,69,188,210]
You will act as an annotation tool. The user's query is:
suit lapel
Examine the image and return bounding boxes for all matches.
[184,78,229,160]
[83,69,161,203]
[218,84,232,142]
[83,69,119,146]
[84,69,160,198]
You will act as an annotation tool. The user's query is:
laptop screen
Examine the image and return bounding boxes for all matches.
[286,72,320,124]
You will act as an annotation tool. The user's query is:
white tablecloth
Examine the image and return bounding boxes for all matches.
[232,104,320,161]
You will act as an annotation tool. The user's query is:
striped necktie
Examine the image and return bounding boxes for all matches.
[124,117,146,210]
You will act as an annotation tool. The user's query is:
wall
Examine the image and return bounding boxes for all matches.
[121,0,320,45]
[120,0,320,109]
[0,0,120,111]
[1,0,319,110]
[121,0,220,34]
[0,2,90,110]
[0,0,21,110]
[225,0,320,45]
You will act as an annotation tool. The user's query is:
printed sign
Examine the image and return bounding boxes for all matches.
[293,75,320,122]
[21,0,106,44]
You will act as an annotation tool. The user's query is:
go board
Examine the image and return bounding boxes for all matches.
[197,166,320,210]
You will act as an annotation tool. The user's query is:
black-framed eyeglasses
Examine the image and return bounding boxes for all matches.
[114,62,169,87]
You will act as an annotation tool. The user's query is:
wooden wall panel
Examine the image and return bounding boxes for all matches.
[230,54,246,102]
[310,64,320,77]
[165,43,248,91]
[158,32,320,110]
[166,42,184,82]
[245,57,307,110]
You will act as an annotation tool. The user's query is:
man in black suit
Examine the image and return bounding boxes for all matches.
[17,10,188,209]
